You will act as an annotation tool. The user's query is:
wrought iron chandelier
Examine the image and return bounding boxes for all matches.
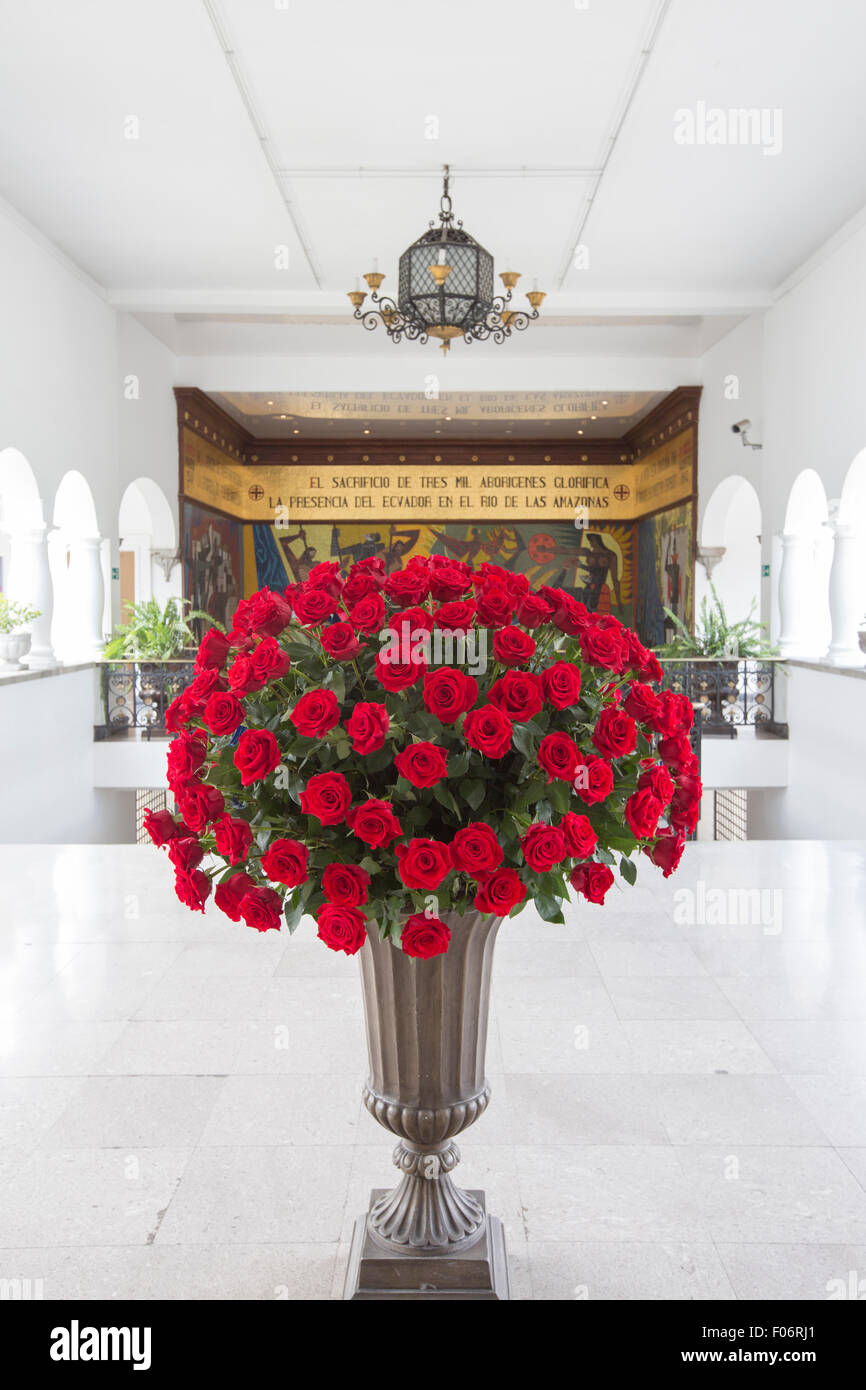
[348,166,546,354]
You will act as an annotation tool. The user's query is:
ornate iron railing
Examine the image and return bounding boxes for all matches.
[95,660,194,740]
[658,658,787,739]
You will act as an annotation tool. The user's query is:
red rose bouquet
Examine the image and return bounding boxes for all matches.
[147,557,700,959]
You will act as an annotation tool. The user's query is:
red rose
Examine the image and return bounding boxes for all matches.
[541,661,582,710]
[164,694,191,732]
[348,592,386,634]
[395,838,453,889]
[429,559,472,602]
[177,781,225,832]
[521,823,567,873]
[573,755,614,806]
[343,573,375,605]
[292,586,339,627]
[374,652,427,693]
[669,778,702,834]
[464,704,513,759]
[423,667,478,724]
[174,868,211,913]
[387,605,435,638]
[195,627,231,671]
[624,630,664,683]
[643,828,686,877]
[488,670,544,722]
[538,587,589,636]
[167,835,204,874]
[213,815,253,865]
[650,690,694,737]
[239,885,284,933]
[384,567,429,606]
[475,561,512,588]
[214,870,257,921]
[233,728,282,786]
[450,823,503,876]
[434,600,476,632]
[474,867,526,915]
[624,682,661,724]
[300,771,352,825]
[560,812,598,860]
[657,733,693,770]
[290,688,340,738]
[246,589,292,638]
[321,621,361,662]
[348,799,402,848]
[202,691,245,738]
[184,670,228,716]
[401,912,451,959]
[249,636,291,686]
[493,625,536,666]
[538,731,582,783]
[317,903,368,955]
[322,863,370,907]
[349,555,386,589]
[143,807,185,848]
[570,862,615,904]
[592,706,637,760]
[625,789,663,840]
[580,624,625,672]
[474,583,515,628]
[638,763,675,806]
[166,729,208,792]
[394,741,448,788]
[261,838,308,887]
[306,560,343,598]
[227,656,266,697]
[346,701,390,754]
[515,592,552,629]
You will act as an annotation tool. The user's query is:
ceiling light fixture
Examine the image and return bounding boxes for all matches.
[348,165,545,355]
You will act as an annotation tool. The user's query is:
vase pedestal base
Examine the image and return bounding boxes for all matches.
[343,1190,510,1301]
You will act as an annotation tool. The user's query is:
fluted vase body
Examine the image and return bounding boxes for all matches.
[358,911,501,1253]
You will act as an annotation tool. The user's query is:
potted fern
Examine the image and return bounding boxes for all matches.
[655,582,778,733]
[0,595,41,672]
[103,597,217,661]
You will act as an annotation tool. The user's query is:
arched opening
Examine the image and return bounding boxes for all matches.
[697,475,762,627]
[50,470,105,663]
[778,469,832,659]
[826,449,866,665]
[0,447,54,667]
[118,478,179,619]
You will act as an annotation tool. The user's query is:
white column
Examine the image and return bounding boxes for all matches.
[826,522,866,666]
[777,531,815,658]
[6,523,56,668]
[66,535,106,661]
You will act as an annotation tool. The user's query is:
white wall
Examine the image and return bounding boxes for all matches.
[749,664,866,839]
[0,667,135,843]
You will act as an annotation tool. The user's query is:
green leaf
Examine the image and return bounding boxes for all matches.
[325,667,346,703]
[433,782,460,816]
[548,779,570,815]
[360,856,381,876]
[460,778,486,812]
[535,893,566,925]
[334,739,350,761]
[619,856,637,886]
[447,749,470,778]
[283,892,304,934]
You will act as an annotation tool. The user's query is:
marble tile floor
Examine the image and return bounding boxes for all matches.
[1,840,865,1301]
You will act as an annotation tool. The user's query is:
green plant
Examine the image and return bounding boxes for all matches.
[655,581,778,659]
[0,594,41,635]
[103,597,221,660]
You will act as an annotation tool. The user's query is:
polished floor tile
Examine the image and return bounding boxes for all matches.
[0,840,865,1299]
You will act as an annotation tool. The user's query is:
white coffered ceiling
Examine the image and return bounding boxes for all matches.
[1,0,866,361]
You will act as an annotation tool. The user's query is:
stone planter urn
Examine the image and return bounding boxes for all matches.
[344,911,509,1300]
[0,631,32,672]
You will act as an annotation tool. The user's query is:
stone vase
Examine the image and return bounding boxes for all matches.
[343,911,509,1300]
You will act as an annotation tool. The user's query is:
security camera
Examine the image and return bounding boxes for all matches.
[731,419,762,450]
